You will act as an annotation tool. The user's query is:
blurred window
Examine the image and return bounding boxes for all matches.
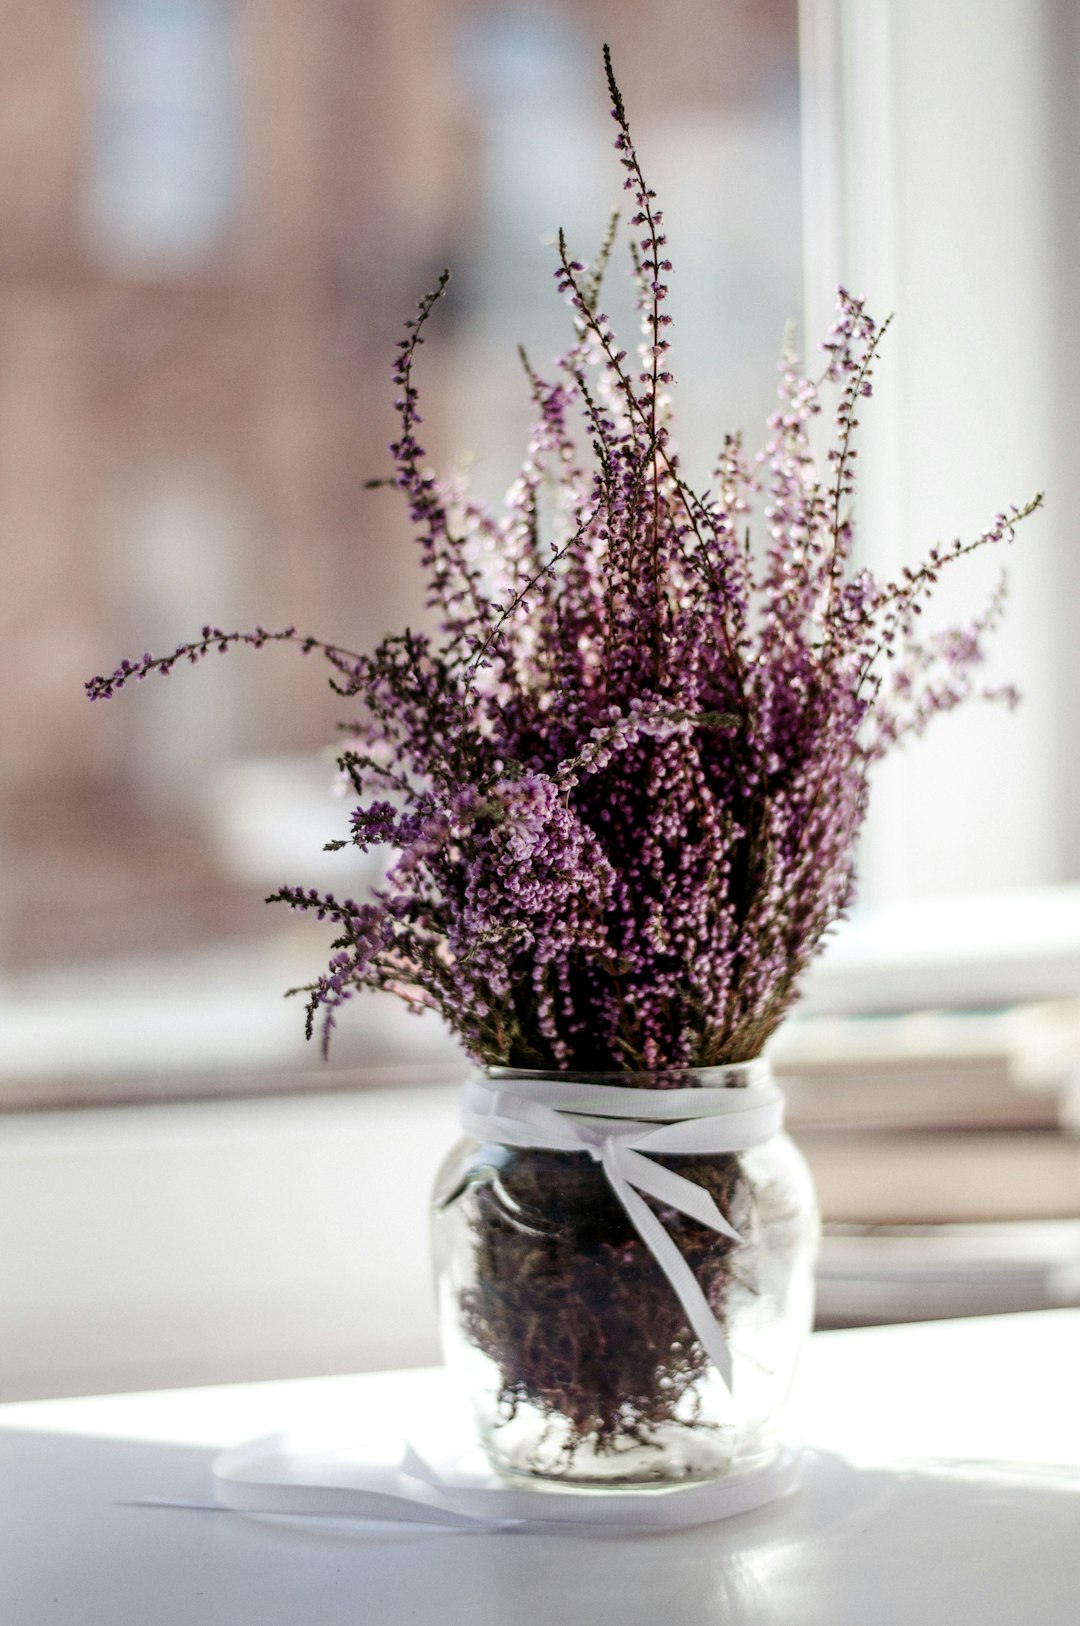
[85,0,242,267]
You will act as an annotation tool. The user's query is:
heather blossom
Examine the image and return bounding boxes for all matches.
[87,49,1041,1075]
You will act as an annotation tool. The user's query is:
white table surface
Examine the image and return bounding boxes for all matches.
[2,1310,1079,1625]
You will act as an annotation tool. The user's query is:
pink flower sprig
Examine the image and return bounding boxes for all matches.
[85,625,364,702]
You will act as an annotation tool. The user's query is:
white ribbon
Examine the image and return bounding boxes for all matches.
[199,1431,803,1531]
[459,1064,784,1394]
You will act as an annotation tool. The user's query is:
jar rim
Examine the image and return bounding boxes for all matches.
[483,1059,772,1090]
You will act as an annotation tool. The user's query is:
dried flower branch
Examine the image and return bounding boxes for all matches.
[87,49,1042,1073]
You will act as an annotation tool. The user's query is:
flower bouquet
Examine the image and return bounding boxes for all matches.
[89,48,1040,1493]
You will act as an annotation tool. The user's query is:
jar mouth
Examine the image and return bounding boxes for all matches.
[483,1059,772,1091]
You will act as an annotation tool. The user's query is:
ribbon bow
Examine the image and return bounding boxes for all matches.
[459,1067,784,1394]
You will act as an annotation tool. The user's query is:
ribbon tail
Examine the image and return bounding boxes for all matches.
[602,1144,735,1394]
[615,1145,743,1242]
[212,1436,509,1530]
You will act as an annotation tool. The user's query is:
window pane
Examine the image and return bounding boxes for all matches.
[85,0,242,266]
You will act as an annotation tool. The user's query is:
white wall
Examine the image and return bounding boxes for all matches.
[0,1086,461,1401]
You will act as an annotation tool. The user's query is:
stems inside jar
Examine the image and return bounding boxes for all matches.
[462,1147,751,1460]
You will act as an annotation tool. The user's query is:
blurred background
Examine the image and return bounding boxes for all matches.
[0,0,803,1099]
[4,0,1080,1401]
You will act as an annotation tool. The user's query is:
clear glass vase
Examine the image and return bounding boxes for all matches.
[431,1062,819,1490]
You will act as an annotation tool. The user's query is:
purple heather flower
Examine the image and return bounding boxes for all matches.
[86,52,1043,1073]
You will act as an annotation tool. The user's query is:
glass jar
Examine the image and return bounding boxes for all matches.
[431,1062,818,1490]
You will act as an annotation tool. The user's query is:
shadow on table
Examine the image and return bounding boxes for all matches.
[3,1427,1079,1626]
